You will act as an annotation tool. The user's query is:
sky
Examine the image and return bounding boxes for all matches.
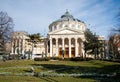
[0,0,120,39]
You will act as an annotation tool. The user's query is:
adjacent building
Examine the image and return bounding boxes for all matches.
[32,36,46,55]
[11,31,31,55]
[110,34,120,58]
[10,31,46,58]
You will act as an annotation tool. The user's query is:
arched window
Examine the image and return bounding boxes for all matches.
[50,27,52,32]
[52,26,54,31]
[72,24,75,28]
[59,24,63,28]
[65,24,68,27]
[81,26,83,31]
[54,26,57,30]
[78,25,80,29]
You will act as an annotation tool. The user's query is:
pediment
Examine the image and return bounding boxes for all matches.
[49,28,83,35]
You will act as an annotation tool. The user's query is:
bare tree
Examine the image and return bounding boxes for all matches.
[112,8,120,33]
[0,11,14,55]
[109,9,120,59]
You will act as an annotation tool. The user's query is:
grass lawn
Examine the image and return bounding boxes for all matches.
[0,60,120,82]
[0,76,95,82]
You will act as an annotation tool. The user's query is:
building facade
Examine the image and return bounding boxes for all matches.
[11,31,31,55]
[11,31,46,57]
[32,36,46,55]
[47,11,86,58]
[110,34,120,58]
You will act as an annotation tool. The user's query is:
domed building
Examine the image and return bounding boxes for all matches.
[47,11,86,58]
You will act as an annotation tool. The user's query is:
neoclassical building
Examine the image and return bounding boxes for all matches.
[11,31,46,56]
[47,11,86,58]
[11,31,31,55]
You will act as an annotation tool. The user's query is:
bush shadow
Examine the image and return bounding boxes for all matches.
[31,62,120,82]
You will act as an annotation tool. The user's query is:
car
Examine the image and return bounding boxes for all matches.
[31,54,42,59]
[7,55,14,60]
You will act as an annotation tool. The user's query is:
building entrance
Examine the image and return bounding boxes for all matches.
[71,47,75,58]
[65,48,69,58]
[59,48,62,58]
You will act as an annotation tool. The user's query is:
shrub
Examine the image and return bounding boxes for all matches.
[85,57,94,61]
[70,57,84,61]
[58,58,73,61]
[50,57,59,60]
[34,58,49,61]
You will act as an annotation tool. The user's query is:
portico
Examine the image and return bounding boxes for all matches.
[49,34,84,58]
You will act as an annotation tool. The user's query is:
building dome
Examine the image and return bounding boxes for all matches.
[49,11,86,32]
[60,11,74,21]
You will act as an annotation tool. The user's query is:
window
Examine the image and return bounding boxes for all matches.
[50,27,52,31]
[54,26,56,30]
[65,24,68,27]
[59,24,63,28]
[72,24,75,27]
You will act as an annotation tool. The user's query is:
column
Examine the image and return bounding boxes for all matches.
[11,42,13,54]
[19,39,21,54]
[75,38,78,57]
[69,38,71,58]
[50,38,52,57]
[15,39,17,54]
[32,42,34,55]
[62,38,64,50]
[62,38,65,59]
[81,42,85,58]
[46,40,48,56]
[13,40,16,54]
[22,39,24,55]
[56,38,58,57]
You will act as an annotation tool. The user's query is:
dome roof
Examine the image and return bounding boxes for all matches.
[49,10,86,32]
[60,11,74,20]
[53,10,84,23]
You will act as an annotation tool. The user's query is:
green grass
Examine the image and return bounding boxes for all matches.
[0,60,34,67]
[0,76,45,82]
[0,76,95,82]
[0,60,120,82]
[0,68,31,73]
